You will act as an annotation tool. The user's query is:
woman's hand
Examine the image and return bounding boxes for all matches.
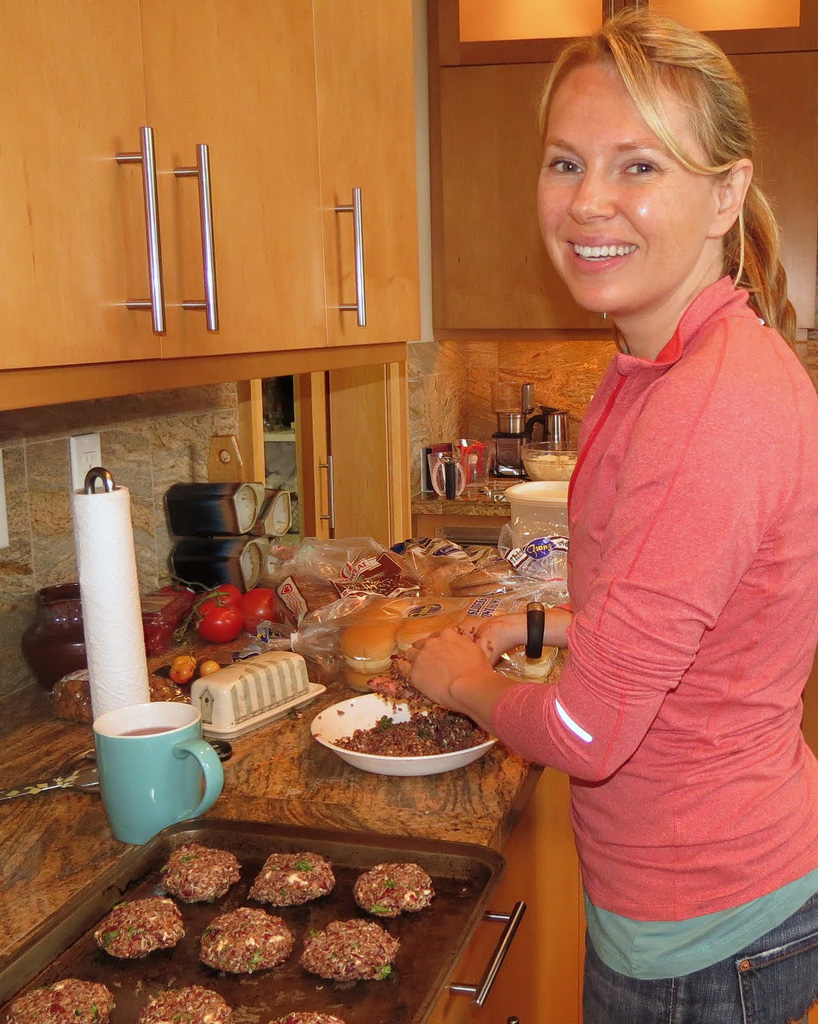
[397,628,515,731]
[460,612,528,664]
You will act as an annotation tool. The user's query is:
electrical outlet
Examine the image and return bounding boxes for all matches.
[0,450,9,550]
[69,433,102,492]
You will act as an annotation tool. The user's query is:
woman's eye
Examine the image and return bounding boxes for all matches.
[625,162,656,175]
[548,158,581,174]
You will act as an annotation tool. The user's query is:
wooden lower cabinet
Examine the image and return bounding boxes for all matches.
[429,769,584,1024]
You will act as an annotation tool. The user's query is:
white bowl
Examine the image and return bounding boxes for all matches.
[310,693,496,777]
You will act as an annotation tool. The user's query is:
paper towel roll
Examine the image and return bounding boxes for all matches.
[71,482,150,719]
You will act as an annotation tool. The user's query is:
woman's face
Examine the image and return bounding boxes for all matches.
[537,62,730,351]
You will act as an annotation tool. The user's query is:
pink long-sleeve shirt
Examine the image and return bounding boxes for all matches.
[492,277,818,919]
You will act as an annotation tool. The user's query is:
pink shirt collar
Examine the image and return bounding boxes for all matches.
[614,277,755,373]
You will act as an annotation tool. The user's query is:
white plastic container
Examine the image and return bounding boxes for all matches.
[504,481,569,539]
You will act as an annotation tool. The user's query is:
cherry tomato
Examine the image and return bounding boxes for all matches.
[238,587,277,632]
[198,659,222,677]
[196,584,243,619]
[195,604,244,643]
[169,654,197,685]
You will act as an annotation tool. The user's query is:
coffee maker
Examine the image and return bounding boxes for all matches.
[491,382,535,478]
[524,406,570,447]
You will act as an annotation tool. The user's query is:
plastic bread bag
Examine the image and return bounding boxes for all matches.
[497,522,570,606]
[292,589,565,691]
[259,537,422,624]
[396,537,523,598]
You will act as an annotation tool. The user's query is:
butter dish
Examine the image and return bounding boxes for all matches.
[189,651,324,739]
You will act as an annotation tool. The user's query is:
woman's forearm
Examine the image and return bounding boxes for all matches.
[474,606,573,663]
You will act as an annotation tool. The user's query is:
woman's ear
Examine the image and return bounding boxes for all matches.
[710,158,753,238]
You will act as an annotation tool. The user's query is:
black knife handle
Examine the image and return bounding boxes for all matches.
[525,602,545,660]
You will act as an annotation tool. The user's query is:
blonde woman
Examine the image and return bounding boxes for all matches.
[402,11,818,1022]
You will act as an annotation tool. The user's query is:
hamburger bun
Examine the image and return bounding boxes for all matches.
[340,619,398,673]
[343,665,381,693]
[362,596,416,621]
[449,565,511,597]
[394,611,462,651]
[520,647,556,680]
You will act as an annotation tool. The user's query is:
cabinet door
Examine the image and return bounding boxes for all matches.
[293,364,411,547]
[731,51,818,331]
[648,0,818,54]
[429,769,585,1024]
[313,1,421,347]
[139,0,327,358]
[0,1,157,370]
[434,63,604,330]
[435,0,818,63]
[326,364,410,546]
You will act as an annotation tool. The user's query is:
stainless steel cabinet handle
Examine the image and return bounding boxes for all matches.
[448,901,527,1007]
[175,144,219,331]
[318,455,336,531]
[334,187,367,326]
[116,126,166,334]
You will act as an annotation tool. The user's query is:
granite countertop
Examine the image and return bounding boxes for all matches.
[0,660,544,967]
[411,487,515,518]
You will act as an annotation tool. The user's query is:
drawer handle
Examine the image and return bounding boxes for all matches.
[335,187,367,326]
[116,126,166,334]
[175,143,220,331]
[448,901,527,1007]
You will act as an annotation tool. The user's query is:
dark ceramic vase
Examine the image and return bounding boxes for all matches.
[21,582,87,690]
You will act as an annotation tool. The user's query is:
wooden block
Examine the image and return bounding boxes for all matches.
[207,435,245,483]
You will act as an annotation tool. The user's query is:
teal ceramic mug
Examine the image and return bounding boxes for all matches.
[93,702,224,845]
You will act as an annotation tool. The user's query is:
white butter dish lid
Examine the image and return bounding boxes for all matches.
[190,650,324,739]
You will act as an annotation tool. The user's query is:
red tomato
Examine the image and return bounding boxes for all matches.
[195,604,244,643]
[196,583,244,618]
[238,587,277,632]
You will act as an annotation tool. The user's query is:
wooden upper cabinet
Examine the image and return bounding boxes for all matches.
[140,0,327,358]
[313,1,421,347]
[0,2,157,370]
[433,63,604,330]
[732,51,818,330]
[0,1,420,380]
[434,0,818,64]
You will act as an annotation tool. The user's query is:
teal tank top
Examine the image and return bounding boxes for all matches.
[585,868,818,980]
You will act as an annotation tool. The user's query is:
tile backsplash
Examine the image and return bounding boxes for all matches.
[0,384,238,700]
[407,334,617,493]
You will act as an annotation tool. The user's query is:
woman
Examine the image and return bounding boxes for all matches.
[403,10,818,1023]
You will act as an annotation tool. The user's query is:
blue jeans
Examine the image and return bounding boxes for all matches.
[583,892,818,1024]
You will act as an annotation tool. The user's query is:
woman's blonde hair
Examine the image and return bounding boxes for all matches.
[539,8,795,342]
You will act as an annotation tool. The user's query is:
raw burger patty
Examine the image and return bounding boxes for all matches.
[137,985,233,1024]
[5,979,115,1023]
[272,1015,348,1024]
[161,842,241,902]
[94,897,184,958]
[354,862,434,917]
[299,919,399,981]
[199,907,294,973]
[249,851,335,906]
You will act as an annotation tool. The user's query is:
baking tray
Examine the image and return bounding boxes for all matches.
[0,819,505,1023]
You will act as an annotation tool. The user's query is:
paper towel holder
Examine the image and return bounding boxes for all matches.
[84,467,115,494]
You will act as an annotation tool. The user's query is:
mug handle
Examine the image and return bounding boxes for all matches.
[172,738,224,820]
